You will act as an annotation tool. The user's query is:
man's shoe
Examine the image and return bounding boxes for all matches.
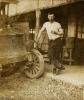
[56,69,61,75]
[53,68,56,74]
[60,65,65,70]
[53,68,61,75]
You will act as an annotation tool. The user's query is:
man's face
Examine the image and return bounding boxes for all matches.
[48,14,54,22]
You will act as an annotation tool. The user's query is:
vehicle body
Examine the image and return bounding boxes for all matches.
[0,1,44,78]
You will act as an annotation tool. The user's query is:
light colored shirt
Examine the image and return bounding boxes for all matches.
[39,21,63,40]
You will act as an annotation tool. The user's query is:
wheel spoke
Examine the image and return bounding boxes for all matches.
[34,65,40,69]
[27,68,32,74]
[34,60,39,64]
[33,69,37,74]
[29,69,34,74]
[32,70,33,74]
[32,54,39,62]
[35,67,39,71]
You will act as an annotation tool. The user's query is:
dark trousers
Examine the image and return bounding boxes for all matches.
[48,37,63,68]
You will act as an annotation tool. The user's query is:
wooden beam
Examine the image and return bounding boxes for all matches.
[0,0,18,4]
[36,9,41,34]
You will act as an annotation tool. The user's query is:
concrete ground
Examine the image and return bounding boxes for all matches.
[0,62,83,100]
[45,63,84,86]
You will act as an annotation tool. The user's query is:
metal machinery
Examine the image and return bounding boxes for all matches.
[0,0,44,78]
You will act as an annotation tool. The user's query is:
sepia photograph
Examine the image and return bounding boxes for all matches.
[0,0,84,100]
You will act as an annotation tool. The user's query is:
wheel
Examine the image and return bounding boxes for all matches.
[23,49,44,79]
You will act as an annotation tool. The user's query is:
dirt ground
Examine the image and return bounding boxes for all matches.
[0,63,83,100]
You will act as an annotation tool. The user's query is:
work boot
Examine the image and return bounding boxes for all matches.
[60,65,65,70]
[56,68,61,75]
[53,67,56,74]
[53,67,61,75]
[55,60,65,70]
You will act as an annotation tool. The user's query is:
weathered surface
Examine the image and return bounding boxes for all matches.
[0,28,27,65]
[0,69,83,100]
[9,0,82,16]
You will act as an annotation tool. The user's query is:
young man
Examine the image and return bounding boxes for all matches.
[37,13,65,74]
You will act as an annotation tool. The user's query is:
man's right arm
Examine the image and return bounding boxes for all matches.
[37,24,46,41]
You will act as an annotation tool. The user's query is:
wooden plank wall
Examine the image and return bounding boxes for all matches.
[8,0,81,16]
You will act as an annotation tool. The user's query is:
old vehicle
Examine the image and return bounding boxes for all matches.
[0,1,44,78]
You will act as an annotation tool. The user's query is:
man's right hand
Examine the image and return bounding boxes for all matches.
[34,37,39,48]
[35,37,39,43]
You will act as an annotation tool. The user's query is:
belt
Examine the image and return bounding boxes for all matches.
[49,37,62,41]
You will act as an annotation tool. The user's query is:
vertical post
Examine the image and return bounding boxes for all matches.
[7,3,9,17]
[67,8,76,38]
[0,2,1,15]
[0,64,2,77]
[36,8,41,35]
[51,0,53,6]
[35,0,41,34]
